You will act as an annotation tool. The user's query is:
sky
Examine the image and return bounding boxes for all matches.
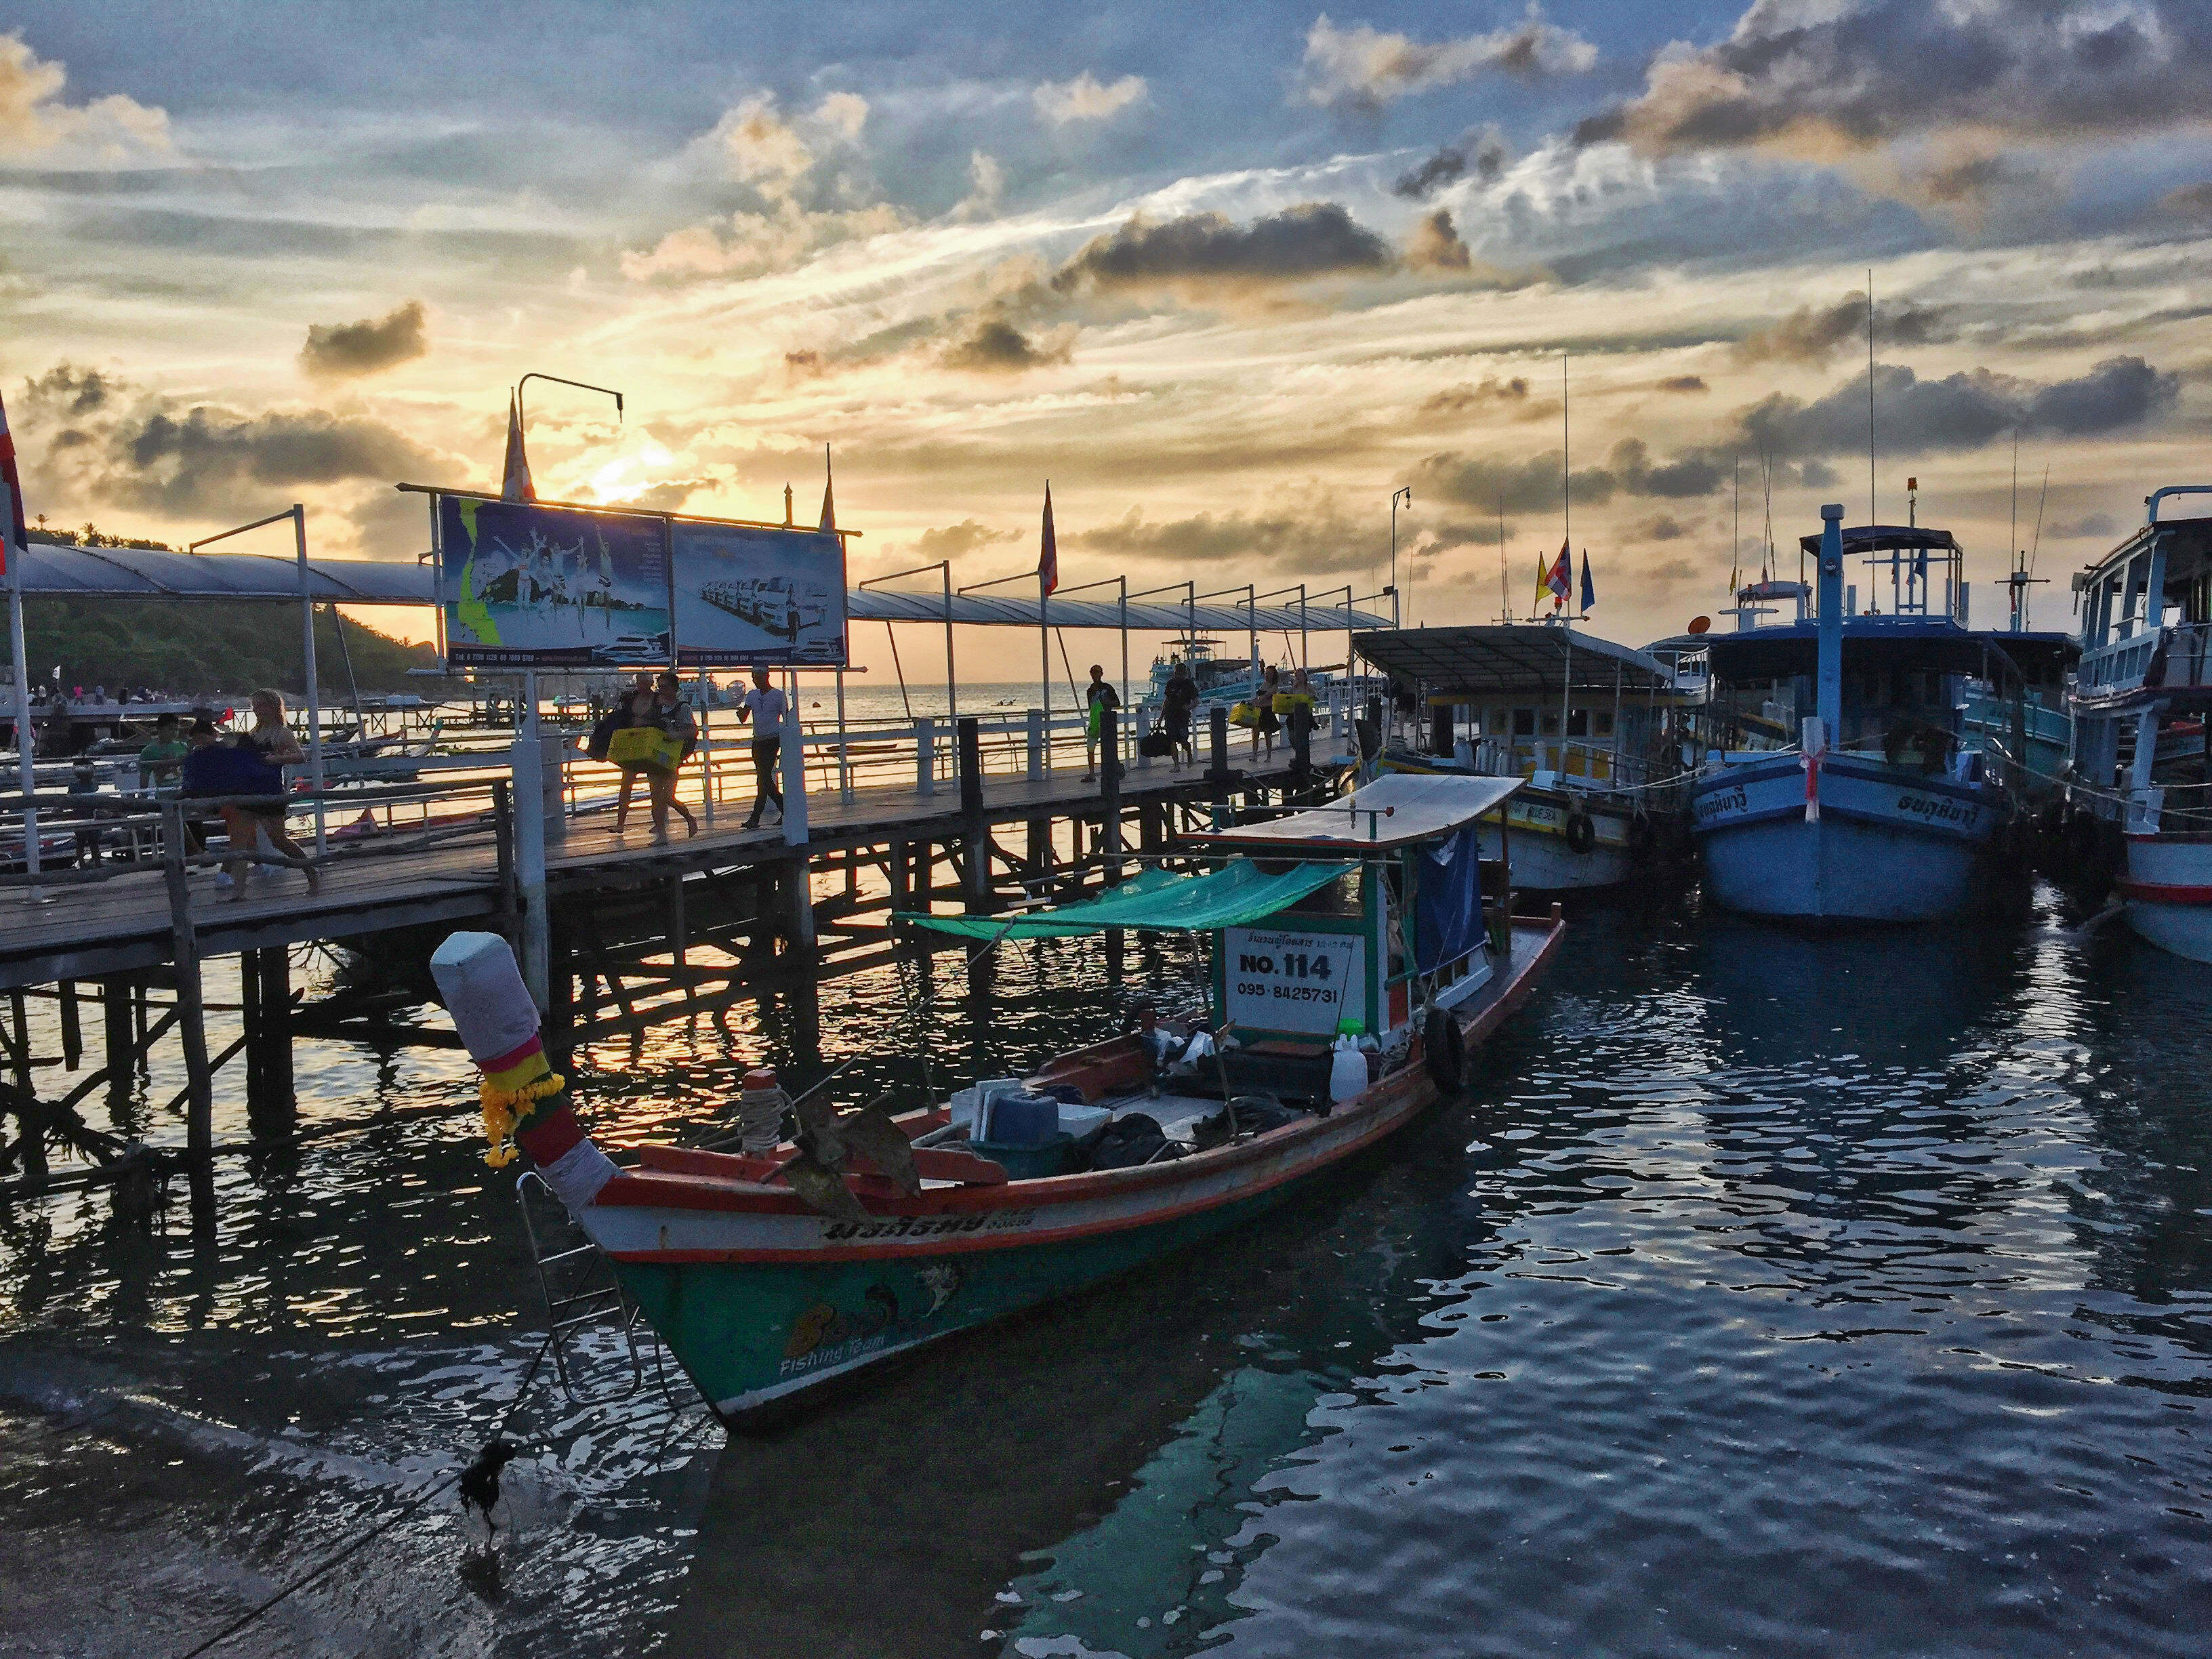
[4,1,2210,678]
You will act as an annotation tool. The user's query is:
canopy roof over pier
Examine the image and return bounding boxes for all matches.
[9,543,1391,633]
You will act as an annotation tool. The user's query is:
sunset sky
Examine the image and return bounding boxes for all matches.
[5,2,2210,675]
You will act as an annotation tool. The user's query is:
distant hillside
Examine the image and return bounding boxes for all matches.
[16,526,454,698]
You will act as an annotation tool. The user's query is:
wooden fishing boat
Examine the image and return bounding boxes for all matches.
[434,775,1560,1429]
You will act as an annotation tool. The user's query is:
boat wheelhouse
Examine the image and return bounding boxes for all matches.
[1145,636,1334,711]
[437,775,1561,1427]
[1682,508,2074,924]
[1351,623,1692,892]
[2067,486,2212,962]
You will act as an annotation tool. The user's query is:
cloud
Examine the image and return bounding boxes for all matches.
[22,363,440,518]
[0,31,169,161]
[1416,436,1726,514]
[621,89,904,280]
[621,199,906,281]
[1072,501,1386,576]
[1051,201,1393,296]
[1728,354,2181,459]
[953,150,1004,222]
[2048,512,2119,540]
[941,316,1072,373]
[1404,208,1471,272]
[1393,125,1509,200]
[1300,9,1598,110]
[1034,71,1147,125]
[298,300,428,380]
[913,520,1019,561]
[1735,293,1867,365]
[1658,375,1708,393]
[1632,512,1697,541]
[2163,180,2212,219]
[1575,1,2212,186]
[1422,375,1532,415]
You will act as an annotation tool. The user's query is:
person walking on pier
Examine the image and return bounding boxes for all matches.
[1284,668,1317,779]
[1253,665,1281,761]
[1164,659,1197,771]
[736,667,786,830]
[650,670,699,842]
[1082,663,1120,783]
[195,691,318,895]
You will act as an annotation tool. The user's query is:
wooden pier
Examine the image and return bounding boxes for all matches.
[0,706,1366,1206]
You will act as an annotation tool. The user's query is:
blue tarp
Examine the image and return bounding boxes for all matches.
[1414,825,1483,971]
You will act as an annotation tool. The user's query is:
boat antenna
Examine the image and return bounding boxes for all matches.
[2027,461,2050,628]
[1760,446,1776,583]
[1498,493,1510,623]
[1561,349,1571,576]
[1866,268,1877,529]
[1730,453,1740,601]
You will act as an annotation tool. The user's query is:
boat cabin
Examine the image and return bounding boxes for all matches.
[2071,491,2212,827]
[1351,625,1684,790]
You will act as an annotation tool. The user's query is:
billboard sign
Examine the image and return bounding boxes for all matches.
[671,521,848,668]
[439,497,671,669]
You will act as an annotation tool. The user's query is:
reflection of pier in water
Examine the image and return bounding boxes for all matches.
[0,707,1359,1224]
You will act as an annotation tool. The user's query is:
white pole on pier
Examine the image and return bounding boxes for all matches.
[512,668,549,1009]
[293,504,327,855]
[5,480,37,886]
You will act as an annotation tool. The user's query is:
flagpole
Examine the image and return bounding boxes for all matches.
[5,480,36,883]
[1040,483,1052,771]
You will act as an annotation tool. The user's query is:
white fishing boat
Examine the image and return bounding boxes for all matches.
[2068,486,2212,961]
[1353,623,1692,892]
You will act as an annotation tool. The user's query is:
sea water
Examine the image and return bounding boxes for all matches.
[0,893,2207,1656]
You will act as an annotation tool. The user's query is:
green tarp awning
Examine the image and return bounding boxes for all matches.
[897,857,1357,941]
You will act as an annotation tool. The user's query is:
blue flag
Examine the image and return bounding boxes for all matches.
[1580,549,1595,613]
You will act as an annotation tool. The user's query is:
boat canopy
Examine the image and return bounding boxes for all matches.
[897,857,1358,940]
[1700,617,2077,683]
[1794,525,1961,558]
[1186,773,1523,853]
[1352,624,1676,697]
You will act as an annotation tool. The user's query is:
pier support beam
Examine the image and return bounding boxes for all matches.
[958,717,991,912]
[101,976,134,1109]
[243,947,295,1136]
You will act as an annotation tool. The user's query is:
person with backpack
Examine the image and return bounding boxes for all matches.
[1082,664,1120,783]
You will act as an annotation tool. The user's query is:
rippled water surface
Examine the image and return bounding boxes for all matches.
[1,893,2208,1656]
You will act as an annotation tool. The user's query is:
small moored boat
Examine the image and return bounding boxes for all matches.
[433,774,1561,1427]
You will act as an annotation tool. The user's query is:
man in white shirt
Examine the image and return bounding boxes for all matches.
[735,667,787,828]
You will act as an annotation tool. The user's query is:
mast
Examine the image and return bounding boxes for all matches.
[1866,270,1877,530]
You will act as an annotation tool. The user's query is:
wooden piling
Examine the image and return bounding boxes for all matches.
[58,981,81,1071]
[101,976,133,1108]
[160,802,214,1168]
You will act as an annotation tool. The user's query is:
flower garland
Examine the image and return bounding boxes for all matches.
[480,1073,566,1168]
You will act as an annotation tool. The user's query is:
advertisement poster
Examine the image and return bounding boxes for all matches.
[670,520,848,668]
[1222,928,1366,1036]
[439,497,672,668]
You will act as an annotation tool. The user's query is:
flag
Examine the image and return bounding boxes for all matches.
[0,386,27,572]
[818,445,836,533]
[500,393,535,504]
[1039,483,1059,596]
[1544,541,1571,609]
[1533,553,1545,615]
[1580,550,1596,613]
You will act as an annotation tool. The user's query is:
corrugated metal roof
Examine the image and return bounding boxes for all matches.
[16,543,432,603]
[14,543,1392,631]
[1351,623,1676,695]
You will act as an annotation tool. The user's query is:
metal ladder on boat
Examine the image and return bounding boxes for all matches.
[514,1170,687,1407]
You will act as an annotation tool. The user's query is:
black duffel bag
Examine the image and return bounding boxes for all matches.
[1139,726,1175,758]
[1084,1111,1180,1170]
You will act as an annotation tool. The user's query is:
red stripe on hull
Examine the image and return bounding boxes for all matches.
[596,915,1565,1265]
[2120,880,2212,905]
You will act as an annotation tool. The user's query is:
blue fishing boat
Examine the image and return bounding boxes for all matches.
[1681,506,2074,924]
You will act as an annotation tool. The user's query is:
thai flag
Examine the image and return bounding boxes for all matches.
[1544,541,1571,608]
[0,388,26,572]
[1039,483,1059,596]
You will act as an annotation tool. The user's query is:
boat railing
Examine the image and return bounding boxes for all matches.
[2078,621,2212,703]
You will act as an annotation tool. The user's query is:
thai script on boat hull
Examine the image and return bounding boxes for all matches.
[1893,792,1982,831]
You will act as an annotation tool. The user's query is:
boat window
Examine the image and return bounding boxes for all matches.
[1286,870,1360,916]
[1488,706,1509,737]
[1566,709,1589,738]
[1512,708,1536,737]
[1595,712,1614,737]
[1540,712,1559,736]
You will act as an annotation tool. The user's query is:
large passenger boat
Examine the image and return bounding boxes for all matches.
[1353,623,1692,893]
[1680,507,2074,924]
[435,774,1561,1426]
[2067,487,2212,961]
